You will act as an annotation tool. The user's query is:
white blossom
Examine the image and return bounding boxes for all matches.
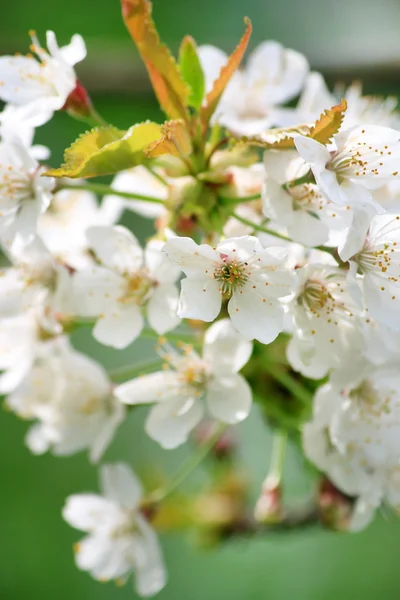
[303,376,400,530]
[6,337,124,462]
[73,226,181,349]
[62,463,166,596]
[105,166,167,220]
[198,41,309,136]
[115,319,252,449]
[294,125,400,213]
[0,236,74,319]
[37,188,123,268]
[163,235,296,344]
[345,213,400,329]
[287,264,362,379]
[0,30,86,122]
[0,138,54,246]
[263,149,351,247]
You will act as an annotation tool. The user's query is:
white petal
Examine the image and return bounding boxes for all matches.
[206,374,252,423]
[0,56,53,104]
[25,423,50,454]
[147,283,181,334]
[363,273,400,330]
[348,496,379,532]
[162,236,218,277]
[115,371,182,405]
[93,304,144,349]
[59,34,87,66]
[86,226,143,274]
[203,318,253,374]
[289,210,329,247]
[145,239,180,283]
[339,204,377,261]
[75,534,129,580]
[145,397,204,449]
[217,235,264,261]
[294,135,331,169]
[247,41,309,104]
[73,268,122,316]
[228,287,284,343]
[178,277,221,321]
[134,515,167,597]
[100,463,143,509]
[107,166,167,219]
[89,401,126,464]
[197,45,229,93]
[62,494,118,531]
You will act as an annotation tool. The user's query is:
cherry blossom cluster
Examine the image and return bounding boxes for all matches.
[1,5,400,596]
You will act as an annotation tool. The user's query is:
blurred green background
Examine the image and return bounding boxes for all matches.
[2,1,400,599]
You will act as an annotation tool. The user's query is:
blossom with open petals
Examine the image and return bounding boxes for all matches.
[345,213,400,329]
[0,30,86,123]
[163,235,296,344]
[198,41,308,136]
[287,264,362,379]
[0,139,54,246]
[115,319,252,449]
[73,226,181,349]
[7,337,124,462]
[63,463,166,596]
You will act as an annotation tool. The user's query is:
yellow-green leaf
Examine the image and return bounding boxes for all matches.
[179,36,205,111]
[122,0,190,121]
[200,18,252,129]
[230,100,348,151]
[145,119,192,158]
[309,99,348,144]
[44,122,162,179]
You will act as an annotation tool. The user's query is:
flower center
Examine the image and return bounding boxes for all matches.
[179,360,209,391]
[355,241,397,276]
[214,255,249,296]
[0,166,36,205]
[290,184,325,213]
[121,270,154,305]
[300,278,331,311]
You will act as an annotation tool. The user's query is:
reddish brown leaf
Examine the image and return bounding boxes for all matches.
[200,17,252,130]
[122,0,190,121]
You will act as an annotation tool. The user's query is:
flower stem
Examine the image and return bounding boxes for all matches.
[141,328,201,346]
[219,193,262,206]
[146,423,227,504]
[282,170,315,190]
[264,363,313,406]
[232,212,292,242]
[60,183,165,204]
[108,358,163,383]
[232,212,342,262]
[268,430,287,485]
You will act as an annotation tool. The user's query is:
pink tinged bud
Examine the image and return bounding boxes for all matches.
[254,475,283,524]
[62,81,94,119]
[193,421,236,460]
[318,477,354,531]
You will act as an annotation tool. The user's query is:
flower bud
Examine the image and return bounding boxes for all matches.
[318,477,354,531]
[254,475,284,524]
[62,80,97,121]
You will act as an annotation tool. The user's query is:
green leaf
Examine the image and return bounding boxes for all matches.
[179,36,205,111]
[44,122,162,179]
